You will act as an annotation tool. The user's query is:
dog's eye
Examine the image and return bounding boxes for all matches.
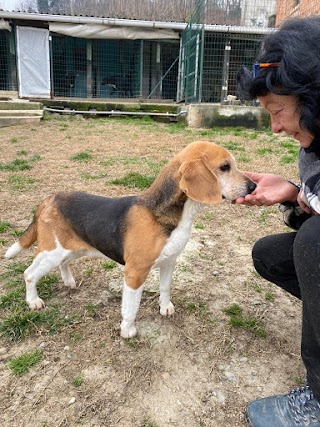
[219,163,230,172]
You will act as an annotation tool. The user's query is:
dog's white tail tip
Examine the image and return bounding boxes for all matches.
[5,242,22,259]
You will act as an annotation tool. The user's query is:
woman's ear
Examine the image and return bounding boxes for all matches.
[178,159,222,204]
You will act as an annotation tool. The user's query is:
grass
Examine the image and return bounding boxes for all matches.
[280,154,298,164]
[8,175,36,191]
[124,336,142,349]
[194,223,205,230]
[256,147,273,155]
[2,260,27,288]
[69,332,83,343]
[101,156,166,176]
[198,126,260,139]
[70,151,93,162]
[0,289,26,309]
[72,375,84,387]
[265,292,275,302]
[101,260,117,270]
[81,172,108,180]
[223,303,242,316]
[165,122,189,134]
[142,418,159,427]
[237,153,251,163]
[0,222,12,233]
[222,141,246,152]
[0,306,62,341]
[258,206,278,224]
[0,154,42,171]
[223,304,267,338]
[10,229,24,238]
[109,172,155,189]
[0,262,64,341]
[111,115,156,127]
[17,149,28,156]
[84,303,97,317]
[8,349,42,375]
[176,299,212,320]
[0,158,32,171]
[278,140,299,164]
[248,282,262,293]
[101,155,145,167]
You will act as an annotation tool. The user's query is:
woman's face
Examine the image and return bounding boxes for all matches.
[258,93,314,148]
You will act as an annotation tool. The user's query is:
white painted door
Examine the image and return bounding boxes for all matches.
[16,26,50,98]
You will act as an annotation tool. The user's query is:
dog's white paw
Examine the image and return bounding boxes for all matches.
[121,325,137,339]
[120,319,137,339]
[64,279,76,289]
[28,298,46,310]
[160,302,175,316]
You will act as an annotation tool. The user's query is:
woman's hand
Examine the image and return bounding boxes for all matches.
[234,172,299,206]
[298,189,312,214]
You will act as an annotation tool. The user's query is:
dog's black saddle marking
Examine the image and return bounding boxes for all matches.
[56,192,137,265]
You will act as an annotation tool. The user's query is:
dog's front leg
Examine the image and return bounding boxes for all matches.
[159,260,176,316]
[121,281,144,339]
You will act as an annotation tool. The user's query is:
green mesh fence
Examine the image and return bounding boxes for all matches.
[177,0,206,103]
[0,30,18,92]
[202,32,263,103]
[179,0,265,103]
[50,36,180,100]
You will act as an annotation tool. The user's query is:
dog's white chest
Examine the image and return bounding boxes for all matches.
[153,199,203,267]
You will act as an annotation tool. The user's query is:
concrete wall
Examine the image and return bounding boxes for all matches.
[184,103,270,129]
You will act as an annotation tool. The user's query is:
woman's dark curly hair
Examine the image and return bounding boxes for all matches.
[237,16,320,138]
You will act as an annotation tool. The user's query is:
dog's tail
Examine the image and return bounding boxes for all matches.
[5,217,37,259]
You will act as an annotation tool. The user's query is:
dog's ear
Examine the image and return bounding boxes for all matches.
[178,157,222,204]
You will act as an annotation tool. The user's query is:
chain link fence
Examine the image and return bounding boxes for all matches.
[51,36,180,100]
[0,0,280,102]
[0,30,18,93]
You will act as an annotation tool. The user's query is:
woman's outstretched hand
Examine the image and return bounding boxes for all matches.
[234,172,299,206]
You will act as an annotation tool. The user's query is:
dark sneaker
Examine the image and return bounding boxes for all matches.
[246,385,320,426]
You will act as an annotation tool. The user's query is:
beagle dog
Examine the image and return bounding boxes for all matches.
[5,141,256,338]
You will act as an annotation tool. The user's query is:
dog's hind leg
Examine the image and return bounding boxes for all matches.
[59,253,83,289]
[159,260,176,316]
[60,250,105,289]
[59,260,76,288]
[24,240,72,310]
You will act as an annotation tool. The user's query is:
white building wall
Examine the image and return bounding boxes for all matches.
[241,0,277,27]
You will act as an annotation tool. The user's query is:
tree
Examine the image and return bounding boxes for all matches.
[18,0,242,24]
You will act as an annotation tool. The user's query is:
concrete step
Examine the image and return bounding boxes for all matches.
[0,109,43,116]
[0,101,43,110]
[0,116,42,127]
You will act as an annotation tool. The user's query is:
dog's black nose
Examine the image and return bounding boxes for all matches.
[248,181,257,194]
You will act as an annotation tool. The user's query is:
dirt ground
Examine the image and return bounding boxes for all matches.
[0,116,304,427]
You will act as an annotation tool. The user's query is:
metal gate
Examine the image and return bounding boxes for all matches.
[177,0,206,103]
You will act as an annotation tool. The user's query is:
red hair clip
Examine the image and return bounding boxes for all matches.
[253,63,280,77]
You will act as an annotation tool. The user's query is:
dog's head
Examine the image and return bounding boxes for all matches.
[178,141,256,204]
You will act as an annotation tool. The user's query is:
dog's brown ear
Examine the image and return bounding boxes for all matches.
[179,159,222,204]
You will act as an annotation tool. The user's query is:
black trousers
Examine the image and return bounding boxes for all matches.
[252,216,320,398]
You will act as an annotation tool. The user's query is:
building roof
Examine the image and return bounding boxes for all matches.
[0,9,273,35]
